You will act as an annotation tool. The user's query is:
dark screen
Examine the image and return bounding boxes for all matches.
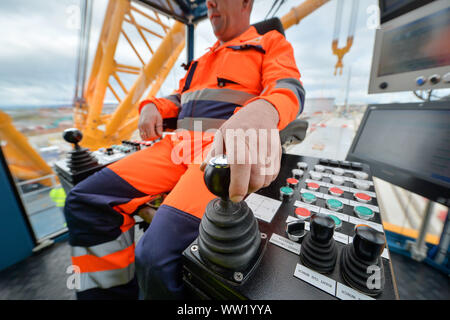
[377,7,450,76]
[352,108,450,188]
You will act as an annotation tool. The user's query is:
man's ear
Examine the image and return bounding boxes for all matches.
[243,0,252,10]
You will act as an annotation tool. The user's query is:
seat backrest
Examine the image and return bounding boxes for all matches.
[252,17,285,37]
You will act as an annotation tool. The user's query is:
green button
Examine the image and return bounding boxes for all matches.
[302,192,316,203]
[354,206,374,219]
[280,186,294,195]
[326,198,343,210]
[328,214,342,228]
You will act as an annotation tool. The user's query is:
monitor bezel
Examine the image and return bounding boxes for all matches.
[379,0,435,24]
[368,0,450,94]
[346,101,450,207]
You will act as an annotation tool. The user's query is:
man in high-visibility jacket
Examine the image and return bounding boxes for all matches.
[64,0,305,300]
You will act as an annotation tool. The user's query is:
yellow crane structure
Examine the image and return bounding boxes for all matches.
[0,111,55,186]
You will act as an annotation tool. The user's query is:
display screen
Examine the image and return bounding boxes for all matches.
[352,108,450,188]
[377,7,450,76]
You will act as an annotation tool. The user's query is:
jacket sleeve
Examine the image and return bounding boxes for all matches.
[138,66,190,118]
[244,31,305,130]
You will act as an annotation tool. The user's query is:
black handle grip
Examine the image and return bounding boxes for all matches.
[203,155,231,200]
[310,213,335,244]
[353,225,386,262]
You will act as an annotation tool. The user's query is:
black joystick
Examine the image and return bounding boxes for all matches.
[63,128,98,173]
[340,225,386,296]
[299,213,338,273]
[197,155,261,271]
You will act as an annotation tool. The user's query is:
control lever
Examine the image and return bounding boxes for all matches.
[62,128,98,173]
[340,225,386,295]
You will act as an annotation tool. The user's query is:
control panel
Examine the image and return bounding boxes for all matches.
[182,154,398,300]
[53,128,159,193]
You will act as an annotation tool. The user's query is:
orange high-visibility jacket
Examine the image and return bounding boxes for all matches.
[139,26,304,132]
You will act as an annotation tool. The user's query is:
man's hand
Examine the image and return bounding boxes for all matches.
[138,103,163,140]
[200,100,282,203]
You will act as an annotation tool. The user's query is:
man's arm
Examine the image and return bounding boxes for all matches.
[202,31,304,202]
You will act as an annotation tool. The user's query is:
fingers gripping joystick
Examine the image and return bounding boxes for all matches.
[198,155,262,272]
[62,128,98,173]
[299,213,338,273]
[340,225,386,296]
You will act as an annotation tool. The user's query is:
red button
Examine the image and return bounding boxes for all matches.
[355,193,371,202]
[329,187,344,196]
[287,178,299,185]
[295,207,311,218]
[307,182,320,190]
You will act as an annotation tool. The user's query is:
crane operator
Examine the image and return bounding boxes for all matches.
[64,0,305,300]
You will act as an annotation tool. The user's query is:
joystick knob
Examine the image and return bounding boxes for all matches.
[310,213,335,244]
[203,155,231,200]
[353,225,385,263]
[198,155,261,272]
[63,128,83,148]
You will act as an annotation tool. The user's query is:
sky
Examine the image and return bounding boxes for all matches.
[0,0,447,109]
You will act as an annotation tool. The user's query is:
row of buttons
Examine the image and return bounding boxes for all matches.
[416,73,450,86]
[380,72,450,90]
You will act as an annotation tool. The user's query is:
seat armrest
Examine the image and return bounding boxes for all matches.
[279,119,308,146]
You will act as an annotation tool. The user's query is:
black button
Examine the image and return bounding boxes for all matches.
[379,82,388,89]
[339,161,351,168]
[351,162,363,170]
[353,225,385,262]
[310,213,335,244]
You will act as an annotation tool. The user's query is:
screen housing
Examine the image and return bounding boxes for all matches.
[379,0,434,24]
[368,0,450,94]
[346,101,450,207]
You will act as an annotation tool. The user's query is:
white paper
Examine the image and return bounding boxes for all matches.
[245,193,281,223]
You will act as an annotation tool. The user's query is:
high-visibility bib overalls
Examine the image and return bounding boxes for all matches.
[64,26,305,299]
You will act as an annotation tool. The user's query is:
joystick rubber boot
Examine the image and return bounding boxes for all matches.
[197,155,261,271]
[340,225,386,296]
[299,213,338,273]
[63,128,98,172]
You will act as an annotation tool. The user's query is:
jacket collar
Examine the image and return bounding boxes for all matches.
[209,26,259,52]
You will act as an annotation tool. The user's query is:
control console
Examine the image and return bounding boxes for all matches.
[182,154,398,300]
